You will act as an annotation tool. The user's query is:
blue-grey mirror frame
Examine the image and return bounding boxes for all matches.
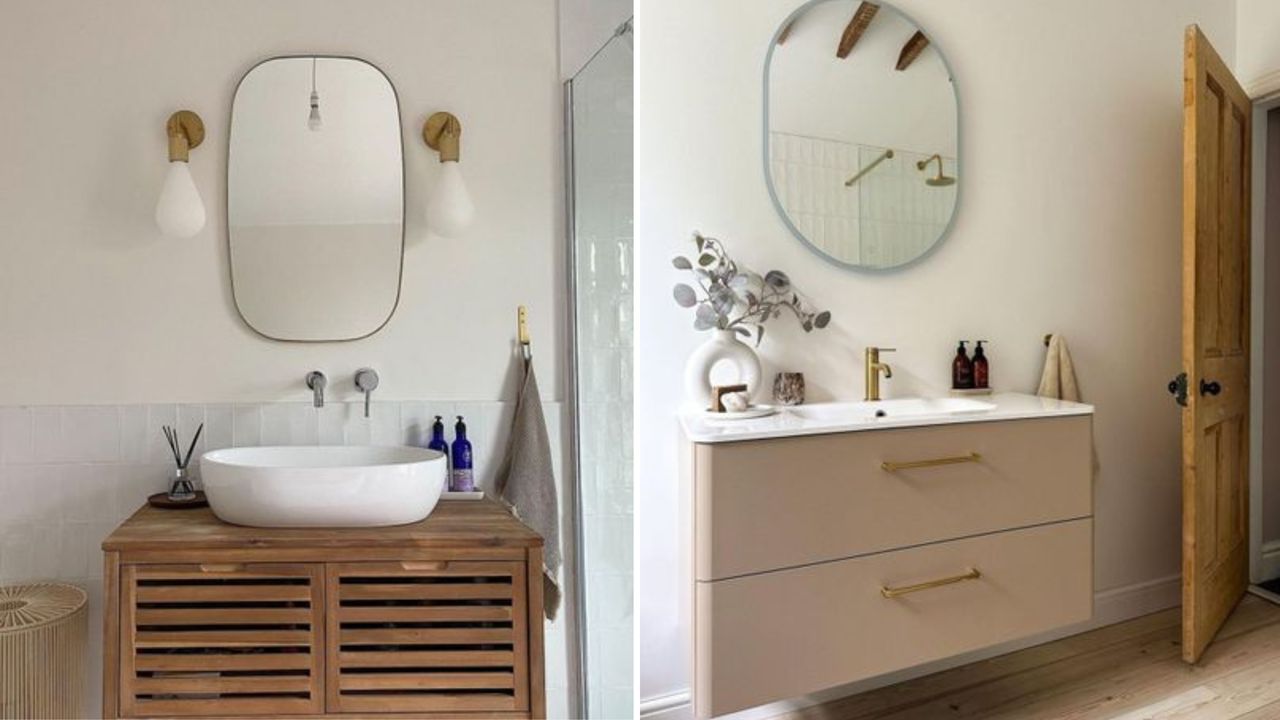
[762,0,962,272]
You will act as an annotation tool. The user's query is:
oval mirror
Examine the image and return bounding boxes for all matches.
[229,56,404,341]
[765,1,958,270]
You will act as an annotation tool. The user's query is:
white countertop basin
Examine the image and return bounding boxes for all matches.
[681,392,1093,443]
[200,445,448,527]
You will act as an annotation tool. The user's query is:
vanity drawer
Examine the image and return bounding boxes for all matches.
[693,518,1092,718]
[694,415,1091,580]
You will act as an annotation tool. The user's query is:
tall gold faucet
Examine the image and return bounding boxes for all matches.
[865,347,895,401]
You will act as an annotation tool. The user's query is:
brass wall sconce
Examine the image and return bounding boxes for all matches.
[422,111,474,238]
[155,110,207,238]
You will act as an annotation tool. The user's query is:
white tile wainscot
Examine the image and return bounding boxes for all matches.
[0,399,570,720]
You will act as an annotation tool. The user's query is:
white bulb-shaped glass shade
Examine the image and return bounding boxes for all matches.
[308,91,322,131]
[426,160,474,238]
[155,161,206,238]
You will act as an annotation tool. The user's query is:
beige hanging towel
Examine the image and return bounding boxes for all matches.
[1038,334,1082,402]
[496,352,562,621]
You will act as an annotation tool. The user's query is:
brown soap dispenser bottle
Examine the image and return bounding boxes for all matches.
[952,340,974,389]
[973,340,990,389]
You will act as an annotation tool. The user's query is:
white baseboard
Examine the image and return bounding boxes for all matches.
[640,691,695,720]
[1261,540,1280,582]
[640,573,1182,720]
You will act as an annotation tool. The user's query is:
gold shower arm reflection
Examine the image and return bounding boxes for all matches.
[844,148,894,187]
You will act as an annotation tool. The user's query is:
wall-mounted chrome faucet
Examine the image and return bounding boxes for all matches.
[355,368,380,418]
[305,371,327,408]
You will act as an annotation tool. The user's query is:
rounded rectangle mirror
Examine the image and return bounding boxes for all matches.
[228,56,404,341]
[765,1,958,270]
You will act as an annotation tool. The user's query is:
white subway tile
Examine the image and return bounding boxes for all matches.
[28,522,64,580]
[63,464,115,523]
[0,520,35,581]
[260,404,292,446]
[31,407,62,463]
[232,404,262,447]
[204,405,234,452]
[118,406,149,464]
[285,404,319,446]
[400,402,430,447]
[0,407,33,465]
[177,405,207,460]
[317,404,346,445]
[146,405,178,465]
[63,406,121,463]
[341,403,371,445]
[367,403,401,446]
[59,522,92,579]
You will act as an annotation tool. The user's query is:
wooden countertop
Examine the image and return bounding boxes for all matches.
[102,498,543,551]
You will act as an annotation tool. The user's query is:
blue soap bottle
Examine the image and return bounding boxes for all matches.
[427,415,450,456]
[450,416,475,492]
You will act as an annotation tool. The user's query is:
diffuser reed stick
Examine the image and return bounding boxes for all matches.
[161,423,203,501]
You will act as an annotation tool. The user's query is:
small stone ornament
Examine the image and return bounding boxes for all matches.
[773,372,806,406]
[721,392,750,413]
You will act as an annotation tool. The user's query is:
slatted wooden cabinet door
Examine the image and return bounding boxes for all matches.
[120,563,325,717]
[326,561,529,714]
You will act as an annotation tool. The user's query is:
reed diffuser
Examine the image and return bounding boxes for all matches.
[162,423,203,502]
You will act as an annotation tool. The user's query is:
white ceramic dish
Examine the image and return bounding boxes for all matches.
[703,405,778,421]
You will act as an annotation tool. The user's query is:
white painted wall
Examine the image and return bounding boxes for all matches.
[0,0,563,406]
[636,0,1236,714]
[1236,0,1280,92]
[559,0,633,79]
[230,57,402,228]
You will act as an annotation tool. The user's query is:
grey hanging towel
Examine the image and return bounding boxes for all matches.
[496,355,562,621]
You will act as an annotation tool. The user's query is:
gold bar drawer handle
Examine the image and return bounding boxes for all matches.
[199,563,244,573]
[880,567,982,599]
[881,452,982,472]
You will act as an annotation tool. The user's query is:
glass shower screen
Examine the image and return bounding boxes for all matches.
[566,19,634,720]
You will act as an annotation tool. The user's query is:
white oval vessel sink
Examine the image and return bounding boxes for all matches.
[791,397,997,422]
[201,446,447,528]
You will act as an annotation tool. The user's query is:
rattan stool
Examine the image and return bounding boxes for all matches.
[0,583,87,719]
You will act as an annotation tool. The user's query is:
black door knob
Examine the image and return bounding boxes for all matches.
[1200,379,1222,396]
[1168,372,1188,407]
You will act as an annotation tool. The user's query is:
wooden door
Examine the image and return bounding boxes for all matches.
[1181,24,1252,664]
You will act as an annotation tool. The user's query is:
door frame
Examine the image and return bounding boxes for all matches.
[1248,87,1280,585]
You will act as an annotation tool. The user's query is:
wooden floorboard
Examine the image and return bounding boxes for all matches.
[768,595,1280,720]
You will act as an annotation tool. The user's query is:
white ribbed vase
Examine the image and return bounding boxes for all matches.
[684,329,763,407]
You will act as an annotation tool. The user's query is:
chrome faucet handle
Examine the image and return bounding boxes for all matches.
[355,368,380,418]
[878,347,897,353]
[305,371,327,408]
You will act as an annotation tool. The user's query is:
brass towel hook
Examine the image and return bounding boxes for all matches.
[518,305,531,359]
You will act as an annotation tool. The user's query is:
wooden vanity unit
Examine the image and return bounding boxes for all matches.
[685,397,1094,718]
[101,499,545,719]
